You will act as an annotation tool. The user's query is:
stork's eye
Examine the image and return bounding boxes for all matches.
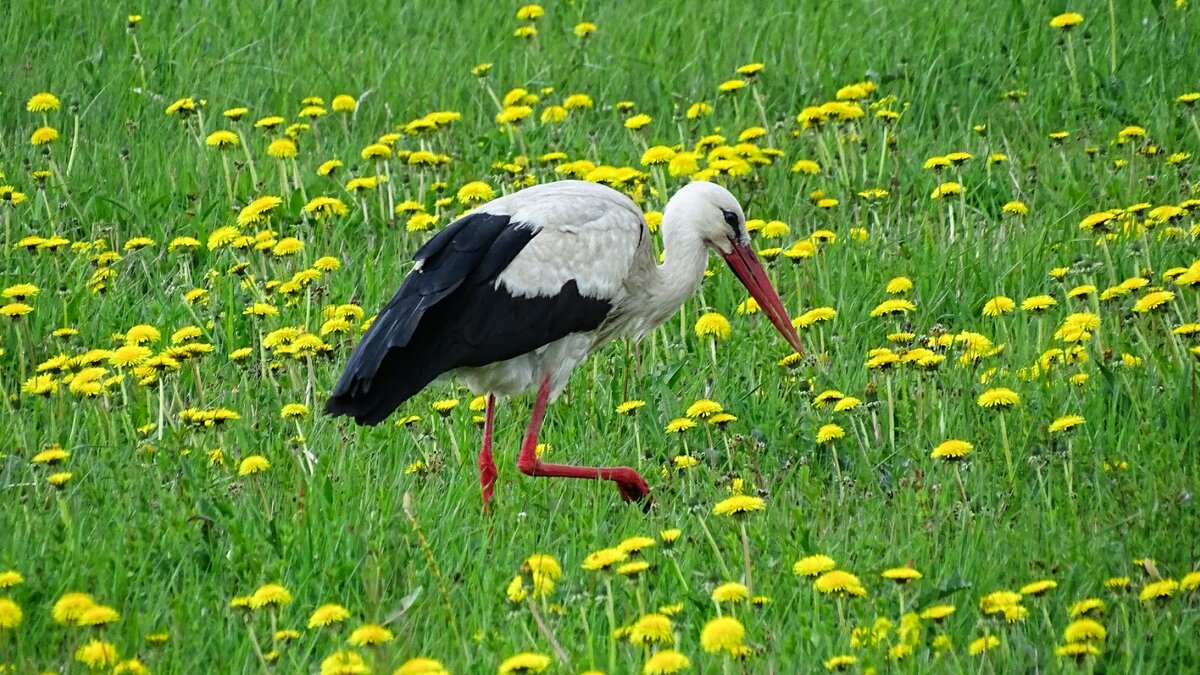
[721,209,740,229]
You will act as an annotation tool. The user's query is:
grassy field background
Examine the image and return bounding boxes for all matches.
[2,1,1199,673]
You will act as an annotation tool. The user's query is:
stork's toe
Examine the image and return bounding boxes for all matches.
[617,479,653,511]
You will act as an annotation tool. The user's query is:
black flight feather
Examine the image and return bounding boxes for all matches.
[325,212,613,426]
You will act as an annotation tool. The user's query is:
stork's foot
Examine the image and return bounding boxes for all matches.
[617,477,653,512]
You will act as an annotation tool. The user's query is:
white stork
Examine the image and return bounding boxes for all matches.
[325,180,805,509]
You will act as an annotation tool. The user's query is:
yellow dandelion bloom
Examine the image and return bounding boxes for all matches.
[498,652,551,674]
[238,455,270,476]
[206,130,239,148]
[1133,290,1174,313]
[27,92,61,112]
[1051,12,1084,29]
[0,598,22,629]
[77,604,120,626]
[920,605,956,621]
[629,613,674,646]
[794,554,837,577]
[814,570,867,597]
[643,650,690,674]
[931,439,972,460]
[977,388,1019,408]
[685,399,723,418]
[712,495,765,516]
[930,182,963,199]
[882,567,922,583]
[870,299,916,317]
[1139,579,1178,601]
[816,424,845,444]
[581,548,627,571]
[624,114,652,130]
[31,126,59,145]
[968,635,1000,655]
[75,639,120,669]
[700,616,745,654]
[320,650,369,675]
[308,603,351,628]
[267,138,297,158]
[823,655,858,671]
[711,582,750,603]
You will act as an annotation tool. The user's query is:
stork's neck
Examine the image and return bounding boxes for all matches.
[648,225,710,320]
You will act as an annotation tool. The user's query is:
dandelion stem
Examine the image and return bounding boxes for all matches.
[526,596,569,665]
[220,154,235,207]
[953,464,968,505]
[667,553,690,593]
[829,443,843,496]
[236,131,260,188]
[739,520,754,593]
[603,576,617,674]
[695,515,732,579]
[1063,34,1082,99]
[998,413,1016,490]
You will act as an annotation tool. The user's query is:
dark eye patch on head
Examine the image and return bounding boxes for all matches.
[721,208,740,231]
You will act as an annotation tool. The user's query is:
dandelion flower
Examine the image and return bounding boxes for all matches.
[77,605,120,626]
[616,400,646,415]
[308,604,351,628]
[931,439,972,460]
[1021,579,1058,596]
[75,639,120,669]
[53,592,95,624]
[1139,579,1178,601]
[712,495,765,517]
[685,399,723,418]
[1133,290,1174,313]
[793,555,836,577]
[814,570,867,597]
[882,567,923,583]
[498,652,551,674]
[694,313,731,340]
[700,616,745,654]
[823,655,858,671]
[968,635,1000,655]
[0,571,24,588]
[27,92,61,112]
[239,456,270,476]
[930,182,963,199]
[582,548,627,571]
[629,614,674,646]
[977,388,1019,409]
[618,537,657,555]
[920,605,956,621]
[31,126,59,145]
[982,296,1016,316]
[320,650,369,675]
[1050,12,1084,29]
[0,598,23,629]
[643,650,690,674]
[711,582,750,603]
[395,658,449,674]
[1064,618,1106,643]
[870,299,916,317]
[816,424,845,444]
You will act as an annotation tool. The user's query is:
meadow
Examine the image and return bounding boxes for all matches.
[2,1,1199,672]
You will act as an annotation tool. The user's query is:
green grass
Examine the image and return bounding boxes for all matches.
[2,1,1200,673]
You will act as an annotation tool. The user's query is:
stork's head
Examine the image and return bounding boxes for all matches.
[665,181,806,356]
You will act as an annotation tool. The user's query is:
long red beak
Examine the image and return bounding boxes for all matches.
[723,242,806,356]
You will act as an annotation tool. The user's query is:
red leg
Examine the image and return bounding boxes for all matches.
[516,376,652,510]
[479,393,498,511]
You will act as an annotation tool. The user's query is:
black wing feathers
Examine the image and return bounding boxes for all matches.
[324,212,612,426]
